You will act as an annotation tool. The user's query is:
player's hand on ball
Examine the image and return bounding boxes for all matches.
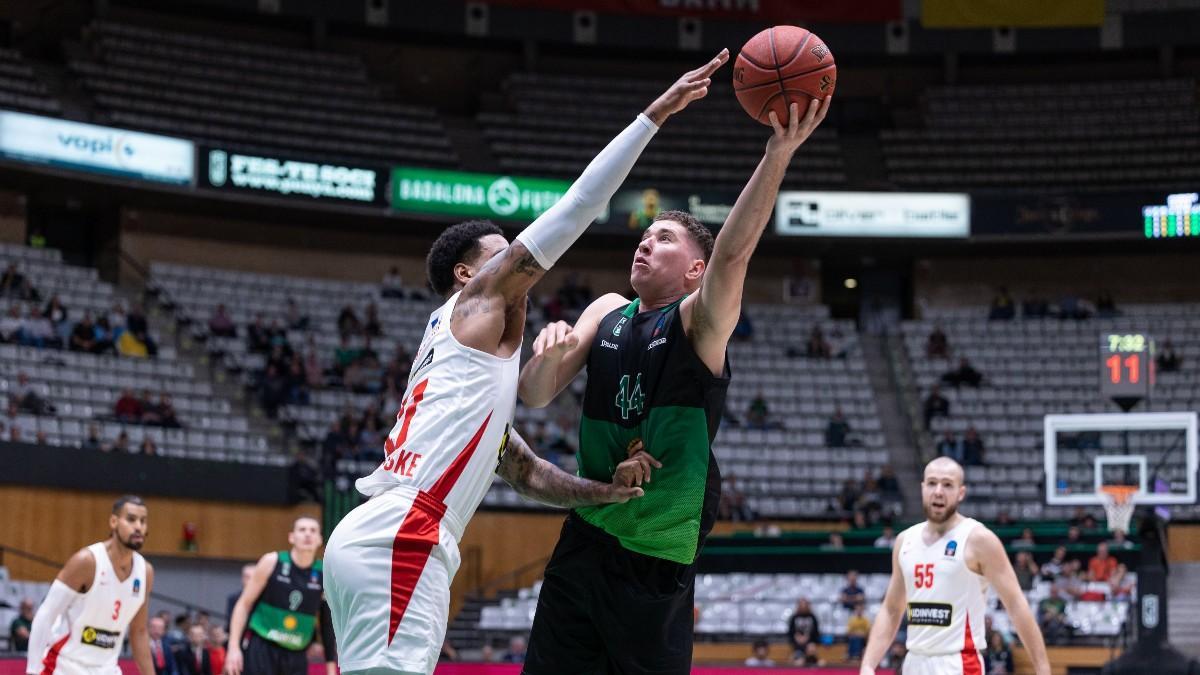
[531,321,578,361]
[766,97,831,157]
[645,48,730,124]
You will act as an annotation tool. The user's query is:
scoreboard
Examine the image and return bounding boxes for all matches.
[1100,332,1155,400]
[1143,192,1200,238]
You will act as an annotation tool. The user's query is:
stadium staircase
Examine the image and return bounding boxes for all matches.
[861,333,924,518]
[1168,562,1200,656]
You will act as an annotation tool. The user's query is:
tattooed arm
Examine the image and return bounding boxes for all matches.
[496,429,654,508]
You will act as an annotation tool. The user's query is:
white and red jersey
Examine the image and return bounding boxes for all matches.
[42,542,147,673]
[355,290,520,531]
[898,517,988,657]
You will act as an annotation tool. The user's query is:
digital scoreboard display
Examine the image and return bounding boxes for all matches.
[1143,192,1200,238]
[1100,332,1155,399]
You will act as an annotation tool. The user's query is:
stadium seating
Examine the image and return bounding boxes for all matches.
[904,303,1200,519]
[0,567,50,651]
[0,48,60,116]
[72,20,458,167]
[480,72,846,193]
[881,78,1200,193]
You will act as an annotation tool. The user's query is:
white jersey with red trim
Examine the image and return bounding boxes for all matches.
[355,290,520,524]
[898,517,988,657]
[43,542,147,673]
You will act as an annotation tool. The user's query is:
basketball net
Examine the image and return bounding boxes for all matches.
[1099,485,1139,534]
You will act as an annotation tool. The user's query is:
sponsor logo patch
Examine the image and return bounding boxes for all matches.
[944,540,957,557]
[907,602,953,627]
[601,339,619,350]
[132,578,140,595]
[647,337,667,351]
[81,626,121,649]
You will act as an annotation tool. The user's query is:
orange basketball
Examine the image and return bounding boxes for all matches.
[733,25,836,126]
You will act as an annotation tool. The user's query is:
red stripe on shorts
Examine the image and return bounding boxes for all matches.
[386,412,492,645]
[41,633,70,675]
[961,614,982,675]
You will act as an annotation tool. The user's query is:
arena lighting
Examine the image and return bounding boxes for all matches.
[1142,192,1200,238]
[843,278,858,289]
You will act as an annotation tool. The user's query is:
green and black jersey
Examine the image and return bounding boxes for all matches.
[247,551,323,651]
[575,296,730,565]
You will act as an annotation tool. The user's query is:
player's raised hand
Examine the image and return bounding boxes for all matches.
[531,320,578,361]
[766,97,831,157]
[644,48,730,124]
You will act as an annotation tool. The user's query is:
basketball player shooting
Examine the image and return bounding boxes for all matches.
[323,50,729,675]
[25,495,155,675]
[859,458,1051,675]
[515,98,830,674]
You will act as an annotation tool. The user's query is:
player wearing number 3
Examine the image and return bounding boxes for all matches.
[323,52,728,675]
[25,496,154,675]
[859,458,1052,675]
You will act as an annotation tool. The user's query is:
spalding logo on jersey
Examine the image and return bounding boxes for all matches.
[907,602,953,627]
[81,626,120,649]
[944,540,957,557]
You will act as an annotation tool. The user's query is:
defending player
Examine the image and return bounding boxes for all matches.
[25,495,155,675]
[323,50,729,675]
[859,457,1051,675]
[516,98,830,673]
[224,517,336,675]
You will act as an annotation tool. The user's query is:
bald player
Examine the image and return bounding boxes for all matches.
[859,457,1051,675]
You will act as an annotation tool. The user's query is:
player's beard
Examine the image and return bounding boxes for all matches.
[119,532,144,551]
[924,499,958,524]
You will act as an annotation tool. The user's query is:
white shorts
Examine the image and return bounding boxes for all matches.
[904,651,984,675]
[325,487,464,675]
[44,656,121,675]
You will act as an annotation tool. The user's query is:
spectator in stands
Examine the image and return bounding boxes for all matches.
[0,304,21,342]
[744,639,775,667]
[941,357,983,388]
[43,294,68,340]
[805,325,831,358]
[1095,291,1118,318]
[246,314,271,353]
[125,303,156,356]
[825,407,850,447]
[837,479,861,514]
[207,626,226,675]
[1037,585,1071,644]
[10,597,33,652]
[13,371,52,415]
[937,431,961,463]
[984,631,1014,675]
[821,533,845,551]
[381,266,405,299]
[1109,563,1135,600]
[337,305,363,338]
[856,477,883,521]
[357,417,386,462]
[877,465,901,498]
[259,364,288,418]
[718,473,754,522]
[745,391,776,430]
[1010,527,1036,550]
[1108,529,1134,550]
[1056,294,1091,320]
[70,312,99,353]
[137,436,158,456]
[874,525,896,549]
[19,303,57,348]
[846,603,870,661]
[839,570,865,610]
[1064,525,1082,546]
[1022,291,1050,319]
[988,287,1016,320]
[208,304,236,338]
[479,643,495,663]
[112,430,130,453]
[382,349,411,394]
[731,310,754,341]
[148,615,176,675]
[285,298,309,331]
[1040,546,1068,581]
[796,642,825,667]
[0,263,25,296]
[1088,542,1117,582]
[115,388,143,423]
[962,426,985,466]
[1014,551,1039,591]
[364,303,383,337]
[502,635,526,664]
[175,624,212,675]
[923,385,950,430]
[787,598,820,657]
[926,324,950,359]
[333,334,362,376]
[158,394,181,429]
[1157,340,1182,373]
[80,423,103,451]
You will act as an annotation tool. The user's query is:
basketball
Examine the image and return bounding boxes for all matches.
[733,25,836,126]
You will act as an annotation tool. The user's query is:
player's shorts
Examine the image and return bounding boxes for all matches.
[242,631,308,675]
[904,650,985,675]
[324,486,464,675]
[42,656,121,675]
[523,513,698,675]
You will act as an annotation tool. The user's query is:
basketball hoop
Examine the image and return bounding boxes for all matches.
[1099,485,1139,534]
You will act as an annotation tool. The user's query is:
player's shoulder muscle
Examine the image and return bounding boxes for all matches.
[59,547,97,593]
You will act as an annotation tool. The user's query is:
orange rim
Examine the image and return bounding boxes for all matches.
[1099,485,1140,505]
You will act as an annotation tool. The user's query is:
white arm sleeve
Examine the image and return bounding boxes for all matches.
[515,113,658,269]
[26,580,80,675]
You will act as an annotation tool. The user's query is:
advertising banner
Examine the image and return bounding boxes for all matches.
[483,0,901,23]
[0,110,194,185]
[606,186,739,232]
[776,191,970,238]
[922,0,1104,28]
[203,146,387,205]
[390,166,574,222]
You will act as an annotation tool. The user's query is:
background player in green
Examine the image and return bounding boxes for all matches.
[224,517,336,675]
[518,96,831,673]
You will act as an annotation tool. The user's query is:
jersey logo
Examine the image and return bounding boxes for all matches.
[907,602,953,627]
[81,626,120,649]
[413,348,434,377]
[652,313,668,337]
[944,540,957,557]
[647,337,667,351]
[493,423,512,472]
[132,579,140,595]
[281,560,291,577]
[612,316,628,337]
[600,339,619,351]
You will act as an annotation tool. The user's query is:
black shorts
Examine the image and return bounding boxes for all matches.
[242,632,308,675]
[523,513,697,675]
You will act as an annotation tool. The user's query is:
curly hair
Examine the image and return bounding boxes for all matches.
[426,220,504,296]
[652,209,713,263]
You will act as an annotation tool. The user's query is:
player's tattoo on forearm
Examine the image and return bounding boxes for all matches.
[512,250,541,276]
[497,431,609,508]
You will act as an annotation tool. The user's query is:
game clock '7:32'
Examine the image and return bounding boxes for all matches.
[1100,332,1155,398]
